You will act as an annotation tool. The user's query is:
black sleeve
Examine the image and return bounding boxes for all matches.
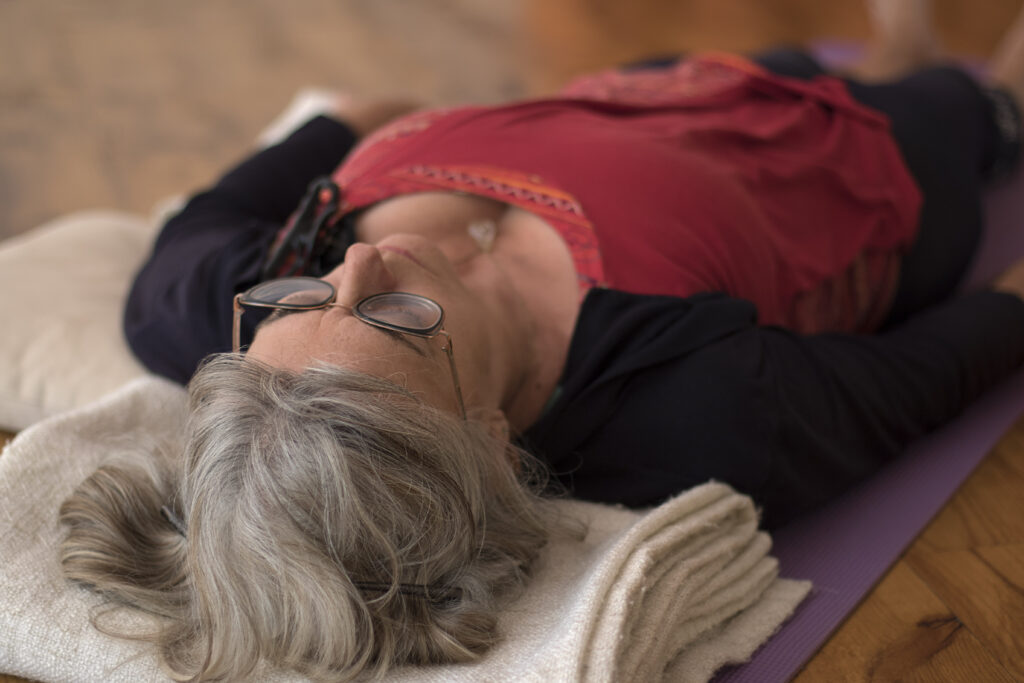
[123,116,358,384]
[751,289,1024,525]
[541,290,1024,528]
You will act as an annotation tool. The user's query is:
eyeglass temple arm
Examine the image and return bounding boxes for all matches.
[232,295,243,353]
[439,331,467,420]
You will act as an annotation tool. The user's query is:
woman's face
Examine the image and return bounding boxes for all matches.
[247,234,514,416]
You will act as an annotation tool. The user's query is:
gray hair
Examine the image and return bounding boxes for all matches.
[60,354,566,681]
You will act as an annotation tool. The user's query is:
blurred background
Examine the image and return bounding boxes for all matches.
[1,0,1022,242]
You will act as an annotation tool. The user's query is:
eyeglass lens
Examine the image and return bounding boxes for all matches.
[356,293,443,333]
[245,277,334,307]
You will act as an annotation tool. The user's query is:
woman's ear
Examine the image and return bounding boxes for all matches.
[468,406,511,444]
[467,407,519,471]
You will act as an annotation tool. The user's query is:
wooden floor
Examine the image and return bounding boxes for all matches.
[2,0,1024,681]
[795,417,1024,682]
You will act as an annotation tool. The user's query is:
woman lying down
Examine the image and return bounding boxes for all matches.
[59,2,1024,680]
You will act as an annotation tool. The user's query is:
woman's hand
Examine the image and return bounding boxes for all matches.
[328,94,421,137]
[993,257,1024,301]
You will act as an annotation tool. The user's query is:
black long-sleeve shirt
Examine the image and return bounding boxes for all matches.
[124,115,1024,528]
[125,116,358,382]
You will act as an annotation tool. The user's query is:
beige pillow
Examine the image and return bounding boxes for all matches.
[0,210,156,431]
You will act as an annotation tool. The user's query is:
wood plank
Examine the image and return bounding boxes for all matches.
[0,0,526,242]
[900,417,1024,677]
[913,420,1024,551]
[797,418,1024,678]
[905,544,1024,680]
[794,560,1016,682]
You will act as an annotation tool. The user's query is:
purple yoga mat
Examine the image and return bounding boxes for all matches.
[713,46,1024,682]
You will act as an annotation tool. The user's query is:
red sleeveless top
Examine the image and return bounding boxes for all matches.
[327,54,921,333]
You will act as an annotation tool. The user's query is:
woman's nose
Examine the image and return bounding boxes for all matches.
[332,243,398,304]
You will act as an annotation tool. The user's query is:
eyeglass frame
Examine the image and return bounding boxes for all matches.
[232,277,467,420]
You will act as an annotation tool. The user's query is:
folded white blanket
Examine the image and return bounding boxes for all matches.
[0,377,808,682]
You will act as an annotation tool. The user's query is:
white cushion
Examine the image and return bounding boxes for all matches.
[0,210,156,431]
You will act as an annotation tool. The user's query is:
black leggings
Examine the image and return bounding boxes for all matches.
[630,49,1021,326]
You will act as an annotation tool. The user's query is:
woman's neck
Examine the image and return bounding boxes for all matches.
[482,206,580,431]
[355,193,581,431]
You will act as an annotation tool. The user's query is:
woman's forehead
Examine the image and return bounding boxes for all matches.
[249,309,433,373]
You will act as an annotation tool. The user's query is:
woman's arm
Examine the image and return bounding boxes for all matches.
[749,288,1024,525]
[124,116,359,384]
[123,98,420,384]
[529,287,1024,528]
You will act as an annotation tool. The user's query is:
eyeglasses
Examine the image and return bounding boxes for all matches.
[233,277,466,419]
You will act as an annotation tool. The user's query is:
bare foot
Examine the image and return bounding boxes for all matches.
[847,0,943,82]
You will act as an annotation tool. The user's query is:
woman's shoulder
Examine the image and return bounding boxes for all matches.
[524,291,761,442]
